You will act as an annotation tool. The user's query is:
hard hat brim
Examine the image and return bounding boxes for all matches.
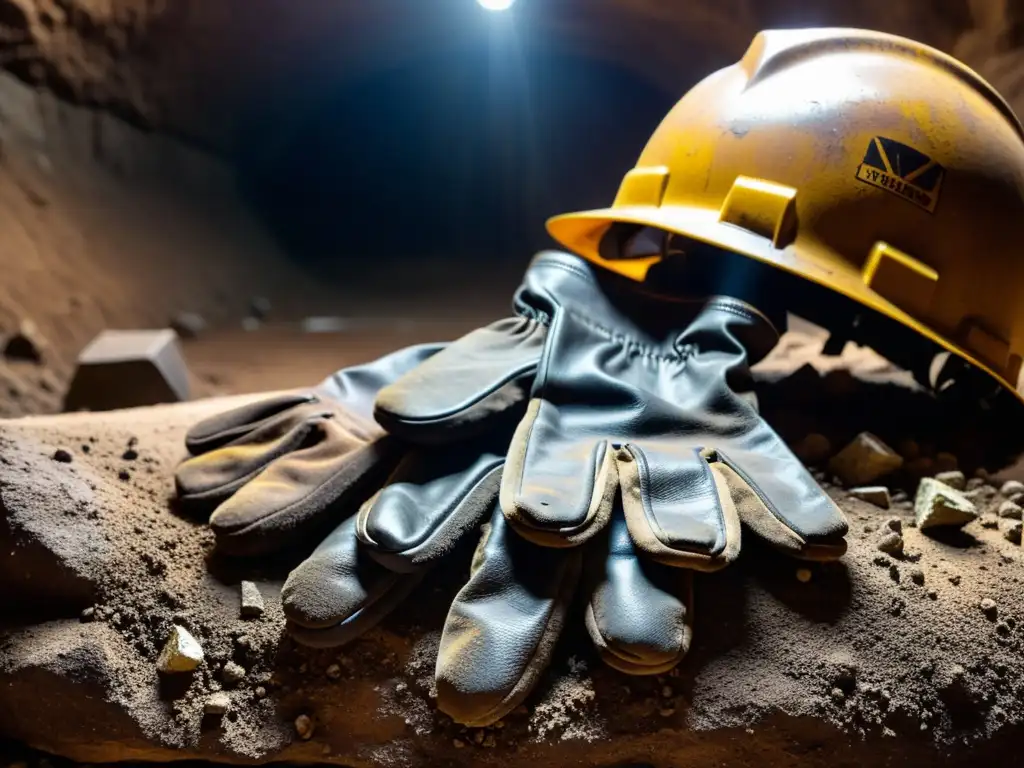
[547,204,1020,404]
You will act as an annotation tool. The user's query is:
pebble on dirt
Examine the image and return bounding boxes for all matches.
[170,312,207,340]
[240,581,265,618]
[796,568,812,583]
[934,470,966,491]
[980,598,998,620]
[1002,520,1023,544]
[828,432,904,487]
[295,714,314,740]
[222,661,246,686]
[204,692,231,715]
[1000,480,1024,497]
[52,449,72,463]
[915,477,978,532]
[876,532,904,556]
[156,625,204,673]
[998,501,1023,520]
[850,486,891,509]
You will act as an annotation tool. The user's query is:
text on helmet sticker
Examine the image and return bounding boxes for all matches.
[855,137,945,214]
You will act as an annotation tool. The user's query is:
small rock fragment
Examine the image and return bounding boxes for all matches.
[966,477,987,491]
[222,661,246,685]
[157,625,204,673]
[295,714,314,740]
[483,733,497,748]
[453,739,466,749]
[80,607,95,622]
[254,686,267,699]
[326,664,342,680]
[1002,520,1023,544]
[1001,480,1024,497]
[935,471,966,491]
[876,532,904,556]
[915,478,978,531]
[934,453,958,474]
[795,433,832,465]
[829,432,903,486]
[998,501,1023,520]
[796,568,813,583]
[240,581,265,618]
[981,514,1000,529]
[909,567,925,586]
[980,598,998,620]
[170,311,207,340]
[885,517,903,534]
[205,692,231,715]
[52,449,72,463]
[850,486,891,509]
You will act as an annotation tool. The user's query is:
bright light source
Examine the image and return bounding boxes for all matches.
[478,0,515,11]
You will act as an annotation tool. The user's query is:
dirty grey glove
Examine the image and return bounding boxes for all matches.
[280,416,692,724]
[173,343,444,555]
[378,251,849,569]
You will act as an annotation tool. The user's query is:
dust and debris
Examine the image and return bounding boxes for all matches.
[6,366,1024,765]
[529,657,602,742]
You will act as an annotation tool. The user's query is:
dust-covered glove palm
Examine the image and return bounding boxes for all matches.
[173,343,443,555]
[378,251,849,569]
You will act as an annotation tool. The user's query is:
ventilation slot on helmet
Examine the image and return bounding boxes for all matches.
[861,242,938,320]
[718,176,798,249]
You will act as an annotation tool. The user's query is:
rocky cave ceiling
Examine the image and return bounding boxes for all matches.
[1,0,1023,158]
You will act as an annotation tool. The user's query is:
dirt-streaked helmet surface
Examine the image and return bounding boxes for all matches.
[547,27,1024,403]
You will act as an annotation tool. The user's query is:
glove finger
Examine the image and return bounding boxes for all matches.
[583,503,692,675]
[315,342,447,421]
[357,441,505,574]
[618,439,740,571]
[500,400,617,547]
[207,423,399,555]
[283,514,425,648]
[711,437,848,560]
[176,404,370,504]
[375,317,544,444]
[436,504,583,728]
[183,394,317,455]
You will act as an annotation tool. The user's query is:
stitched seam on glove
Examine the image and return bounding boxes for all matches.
[714,448,805,539]
[633,445,728,557]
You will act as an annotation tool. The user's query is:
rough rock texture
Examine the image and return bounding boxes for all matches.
[0,0,1020,153]
[3,359,1024,766]
[0,66,341,419]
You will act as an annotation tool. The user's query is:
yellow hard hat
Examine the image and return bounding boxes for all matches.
[547,27,1024,403]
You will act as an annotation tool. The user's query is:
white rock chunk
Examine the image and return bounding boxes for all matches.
[915,478,978,532]
[156,625,204,673]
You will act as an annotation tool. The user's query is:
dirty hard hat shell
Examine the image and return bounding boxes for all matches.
[547,27,1024,405]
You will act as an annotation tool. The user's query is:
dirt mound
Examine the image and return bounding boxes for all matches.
[2,359,1024,766]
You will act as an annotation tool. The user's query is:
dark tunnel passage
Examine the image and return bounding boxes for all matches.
[236,43,678,279]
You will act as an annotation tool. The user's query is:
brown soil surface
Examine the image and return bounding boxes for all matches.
[2,324,1024,767]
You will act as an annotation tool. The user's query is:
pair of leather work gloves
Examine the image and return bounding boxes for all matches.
[174,250,849,727]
